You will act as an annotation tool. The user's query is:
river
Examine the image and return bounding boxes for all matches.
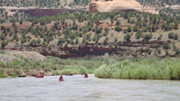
[0,74,180,101]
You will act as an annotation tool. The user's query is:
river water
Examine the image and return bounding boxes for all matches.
[0,74,180,101]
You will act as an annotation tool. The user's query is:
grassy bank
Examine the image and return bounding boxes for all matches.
[0,56,103,78]
[94,57,180,80]
[2,52,180,80]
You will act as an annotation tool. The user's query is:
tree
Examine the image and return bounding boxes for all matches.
[96,27,103,34]
[116,20,121,25]
[111,20,114,26]
[30,39,37,46]
[13,33,18,40]
[20,21,23,25]
[54,21,59,30]
[168,32,174,39]
[124,34,131,42]
[127,26,132,32]
[104,27,109,33]
[136,30,143,39]
[37,38,41,44]
[1,25,5,30]
[163,41,170,49]
[143,21,147,27]
[75,38,79,44]
[124,13,128,19]
[0,33,6,40]
[174,34,178,40]
[123,29,127,34]
[115,25,122,32]
[143,33,153,41]
[174,22,178,30]
[1,41,6,49]
[14,25,18,33]
[143,27,147,32]
[152,25,156,32]
[133,25,138,32]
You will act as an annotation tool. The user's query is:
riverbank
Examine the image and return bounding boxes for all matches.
[0,56,103,78]
[94,56,180,80]
[1,52,180,80]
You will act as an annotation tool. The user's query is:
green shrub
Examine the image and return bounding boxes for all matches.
[35,50,39,53]
[12,59,20,65]
[53,65,87,75]
[0,72,8,78]
[12,73,18,77]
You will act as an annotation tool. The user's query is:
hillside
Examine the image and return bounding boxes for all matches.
[0,11,180,59]
[0,0,90,9]
[2,0,180,8]
[137,0,180,7]
[0,0,180,59]
[1,0,180,15]
[137,0,180,15]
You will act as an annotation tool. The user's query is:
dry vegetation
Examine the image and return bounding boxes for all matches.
[0,0,90,9]
[0,11,180,59]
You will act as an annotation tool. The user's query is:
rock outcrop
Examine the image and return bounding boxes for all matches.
[0,50,46,62]
[89,0,143,12]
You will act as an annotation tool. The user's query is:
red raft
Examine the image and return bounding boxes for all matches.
[35,72,44,78]
[59,75,64,81]
[84,74,88,78]
[35,75,44,78]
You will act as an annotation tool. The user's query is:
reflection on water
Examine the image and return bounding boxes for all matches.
[0,74,180,101]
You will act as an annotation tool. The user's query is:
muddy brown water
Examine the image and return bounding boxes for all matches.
[0,74,180,101]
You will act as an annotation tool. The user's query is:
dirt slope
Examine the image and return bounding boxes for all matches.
[0,50,46,62]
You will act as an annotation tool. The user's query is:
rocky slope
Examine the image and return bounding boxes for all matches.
[89,0,143,12]
[0,50,46,62]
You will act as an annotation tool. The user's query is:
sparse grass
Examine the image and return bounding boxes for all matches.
[0,50,6,54]
[94,57,180,80]
[12,73,18,77]
[0,71,8,78]
[53,65,87,75]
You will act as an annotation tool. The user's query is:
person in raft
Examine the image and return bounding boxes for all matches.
[59,75,64,81]
[84,74,88,78]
